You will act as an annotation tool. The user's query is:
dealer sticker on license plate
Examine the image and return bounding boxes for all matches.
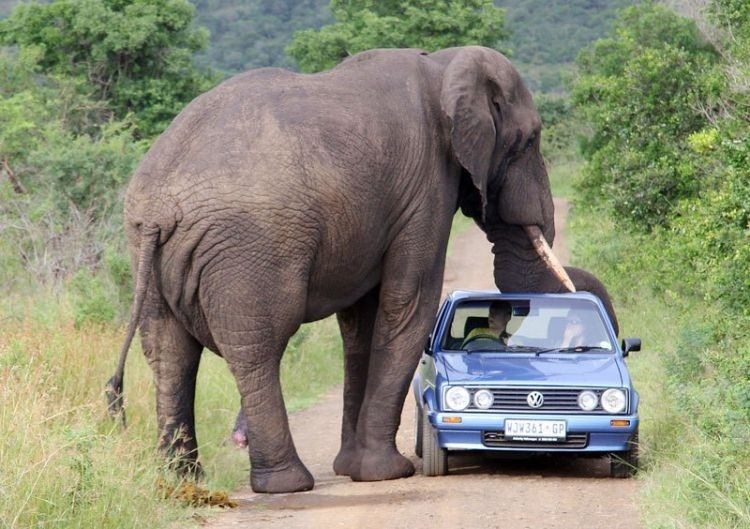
[504,419,567,441]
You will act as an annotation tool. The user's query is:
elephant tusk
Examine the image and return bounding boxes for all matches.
[523,225,576,292]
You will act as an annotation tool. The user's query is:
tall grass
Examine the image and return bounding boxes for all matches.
[0,292,343,528]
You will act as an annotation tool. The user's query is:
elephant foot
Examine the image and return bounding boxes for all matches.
[349,447,415,482]
[250,459,314,493]
[333,445,356,476]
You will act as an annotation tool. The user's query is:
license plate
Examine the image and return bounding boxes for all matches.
[504,419,566,441]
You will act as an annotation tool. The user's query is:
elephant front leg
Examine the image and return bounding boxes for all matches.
[333,288,378,476]
[349,274,443,482]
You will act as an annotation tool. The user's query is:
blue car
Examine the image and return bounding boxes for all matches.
[412,290,641,478]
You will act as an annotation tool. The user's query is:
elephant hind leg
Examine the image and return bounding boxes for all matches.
[140,295,204,477]
[203,282,314,493]
[222,331,314,493]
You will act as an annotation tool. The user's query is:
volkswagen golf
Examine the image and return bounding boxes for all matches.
[412,290,641,478]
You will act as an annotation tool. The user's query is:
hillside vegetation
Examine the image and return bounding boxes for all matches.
[1,0,631,88]
[497,0,637,92]
[192,0,332,73]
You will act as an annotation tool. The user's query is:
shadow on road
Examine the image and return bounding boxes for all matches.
[445,452,612,479]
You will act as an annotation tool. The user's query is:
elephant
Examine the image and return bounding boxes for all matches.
[107,45,593,494]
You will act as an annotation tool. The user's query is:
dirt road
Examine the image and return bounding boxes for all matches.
[206,199,642,529]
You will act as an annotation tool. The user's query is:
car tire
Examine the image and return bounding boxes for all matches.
[421,410,448,476]
[610,428,639,478]
[414,404,423,458]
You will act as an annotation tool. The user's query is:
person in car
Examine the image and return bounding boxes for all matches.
[462,300,513,348]
[561,314,585,348]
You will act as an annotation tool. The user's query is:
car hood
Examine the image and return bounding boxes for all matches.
[439,353,623,387]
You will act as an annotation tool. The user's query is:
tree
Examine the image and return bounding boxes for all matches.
[572,3,721,231]
[287,0,507,73]
[0,0,219,137]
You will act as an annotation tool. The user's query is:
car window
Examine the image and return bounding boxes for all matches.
[442,298,614,352]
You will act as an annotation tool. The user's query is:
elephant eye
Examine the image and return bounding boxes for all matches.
[524,133,537,152]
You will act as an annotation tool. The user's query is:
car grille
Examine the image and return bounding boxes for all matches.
[483,431,589,449]
[462,386,627,414]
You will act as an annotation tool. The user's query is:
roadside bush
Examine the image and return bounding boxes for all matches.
[568,3,750,507]
[70,269,118,328]
[573,3,721,231]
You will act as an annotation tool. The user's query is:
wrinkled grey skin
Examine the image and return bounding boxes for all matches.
[108,46,606,494]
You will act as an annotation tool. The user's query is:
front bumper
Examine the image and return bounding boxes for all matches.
[430,410,638,453]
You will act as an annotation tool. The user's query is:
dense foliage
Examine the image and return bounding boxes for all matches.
[0,0,218,137]
[573,4,721,230]
[0,0,217,300]
[287,0,507,73]
[572,1,750,525]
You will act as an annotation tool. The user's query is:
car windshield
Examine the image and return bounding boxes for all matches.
[441,297,615,353]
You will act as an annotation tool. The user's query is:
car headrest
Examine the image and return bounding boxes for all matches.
[464,316,488,337]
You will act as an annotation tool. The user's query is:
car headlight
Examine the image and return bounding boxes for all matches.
[578,390,598,411]
[601,388,627,413]
[473,389,494,410]
[445,386,470,411]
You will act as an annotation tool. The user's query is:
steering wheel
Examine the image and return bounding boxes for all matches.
[462,333,504,351]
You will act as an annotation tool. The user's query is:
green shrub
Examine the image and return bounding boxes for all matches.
[70,269,118,328]
[573,3,721,231]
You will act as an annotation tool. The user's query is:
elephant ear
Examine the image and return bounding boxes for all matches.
[440,47,505,214]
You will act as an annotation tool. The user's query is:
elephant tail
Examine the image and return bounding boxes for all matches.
[105,225,160,427]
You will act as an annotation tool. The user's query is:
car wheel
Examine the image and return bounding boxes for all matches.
[422,410,447,476]
[414,404,423,458]
[610,429,639,478]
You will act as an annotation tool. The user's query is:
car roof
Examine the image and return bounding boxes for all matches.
[445,290,603,304]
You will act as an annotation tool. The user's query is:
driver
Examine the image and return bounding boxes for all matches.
[462,300,513,348]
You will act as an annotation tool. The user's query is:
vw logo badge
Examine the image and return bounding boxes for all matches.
[526,391,544,408]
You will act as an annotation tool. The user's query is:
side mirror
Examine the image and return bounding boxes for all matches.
[621,337,641,357]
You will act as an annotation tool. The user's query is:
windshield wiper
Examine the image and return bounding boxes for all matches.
[465,345,542,354]
[533,345,603,356]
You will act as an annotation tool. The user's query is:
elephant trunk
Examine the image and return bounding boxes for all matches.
[488,223,574,293]
[523,225,576,292]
